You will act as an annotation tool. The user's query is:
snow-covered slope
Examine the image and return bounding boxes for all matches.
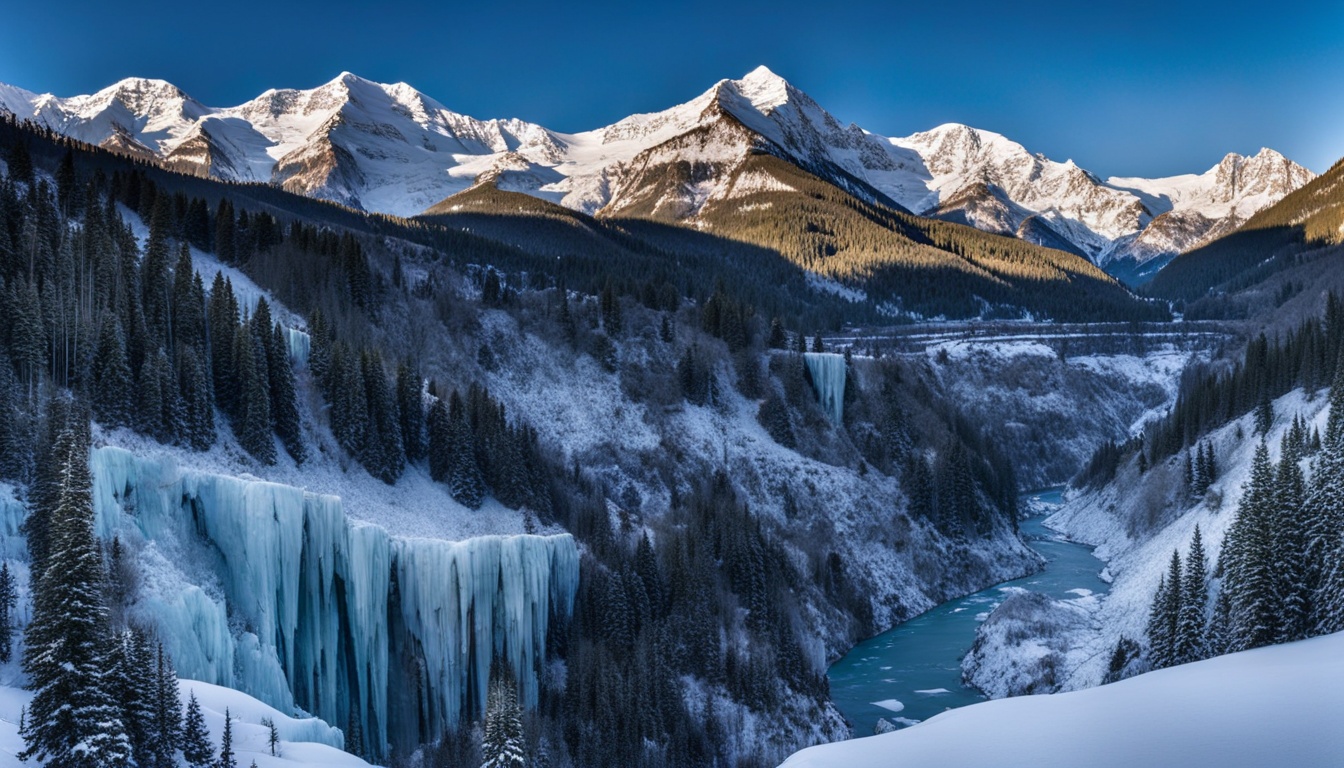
[780,630,1344,768]
[0,69,1311,272]
[0,678,373,767]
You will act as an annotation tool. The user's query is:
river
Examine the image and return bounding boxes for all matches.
[826,488,1109,736]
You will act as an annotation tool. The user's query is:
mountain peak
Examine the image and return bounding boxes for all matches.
[728,65,793,112]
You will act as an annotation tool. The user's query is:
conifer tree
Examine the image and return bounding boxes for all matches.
[20,412,135,767]
[1274,436,1311,642]
[181,690,213,767]
[234,324,275,464]
[268,323,304,463]
[153,642,182,768]
[1221,442,1278,651]
[1176,526,1208,664]
[219,707,237,768]
[111,628,157,766]
[396,362,426,463]
[92,316,135,428]
[481,667,526,768]
[428,397,451,482]
[207,273,239,415]
[447,391,485,508]
[178,344,216,451]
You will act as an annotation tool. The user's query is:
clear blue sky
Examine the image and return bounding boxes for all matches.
[2,0,1340,177]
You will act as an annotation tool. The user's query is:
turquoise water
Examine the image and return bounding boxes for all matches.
[826,488,1109,735]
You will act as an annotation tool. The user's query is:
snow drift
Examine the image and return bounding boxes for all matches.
[782,631,1344,768]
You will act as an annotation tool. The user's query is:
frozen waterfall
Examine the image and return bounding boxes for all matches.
[285,327,311,368]
[89,446,578,759]
[804,352,847,424]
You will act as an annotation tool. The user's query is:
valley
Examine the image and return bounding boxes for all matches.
[0,41,1341,768]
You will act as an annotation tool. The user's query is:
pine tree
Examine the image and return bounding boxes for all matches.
[181,690,213,767]
[20,412,135,767]
[1221,442,1278,651]
[92,316,135,428]
[152,642,182,768]
[1307,361,1344,633]
[1176,526,1208,664]
[178,344,216,451]
[207,274,239,415]
[396,362,426,463]
[1161,549,1182,665]
[481,667,526,768]
[234,324,275,464]
[0,561,16,663]
[1274,436,1311,642]
[219,707,237,768]
[1146,574,1171,669]
[447,391,485,508]
[428,397,451,482]
[268,323,304,463]
[111,628,157,766]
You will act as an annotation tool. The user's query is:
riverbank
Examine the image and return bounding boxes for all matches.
[827,489,1109,735]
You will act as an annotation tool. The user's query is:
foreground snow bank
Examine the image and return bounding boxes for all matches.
[0,679,372,767]
[783,631,1344,768]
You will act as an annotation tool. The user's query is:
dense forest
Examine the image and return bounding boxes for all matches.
[0,113,1036,766]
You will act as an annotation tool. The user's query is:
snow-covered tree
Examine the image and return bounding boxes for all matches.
[1176,526,1208,664]
[181,690,213,767]
[219,707,237,768]
[1221,442,1278,651]
[481,667,526,768]
[20,413,135,767]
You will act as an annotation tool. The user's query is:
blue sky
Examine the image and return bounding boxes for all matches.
[1,0,1340,177]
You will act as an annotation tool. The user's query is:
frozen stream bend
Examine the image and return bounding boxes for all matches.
[827,488,1108,735]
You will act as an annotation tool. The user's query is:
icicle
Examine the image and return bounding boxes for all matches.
[285,327,311,368]
[804,352,847,423]
[88,446,579,760]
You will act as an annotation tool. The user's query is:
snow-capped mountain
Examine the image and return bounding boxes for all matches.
[890,124,1315,276]
[0,69,1312,279]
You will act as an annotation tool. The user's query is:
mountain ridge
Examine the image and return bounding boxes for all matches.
[0,68,1313,281]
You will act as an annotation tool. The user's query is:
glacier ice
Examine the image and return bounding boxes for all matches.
[804,352,847,424]
[285,328,311,368]
[88,446,578,758]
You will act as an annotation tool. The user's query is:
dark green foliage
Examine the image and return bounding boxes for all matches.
[234,323,276,464]
[219,708,237,768]
[451,390,489,511]
[92,317,134,429]
[21,411,135,767]
[396,362,426,463]
[268,322,304,463]
[359,350,404,484]
[1219,443,1279,651]
[182,691,213,767]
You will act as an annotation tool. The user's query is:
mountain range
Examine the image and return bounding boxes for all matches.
[0,67,1315,284]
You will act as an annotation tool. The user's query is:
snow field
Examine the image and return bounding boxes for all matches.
[781,631,1344,768]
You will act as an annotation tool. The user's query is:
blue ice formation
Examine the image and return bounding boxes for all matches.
[284,327,311,368]
[803,352,847,424]
[89,446,578,758]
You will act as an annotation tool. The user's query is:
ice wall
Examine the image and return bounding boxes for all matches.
[90,446,577,759]
[285,328,311,368]
[804,352,847,424]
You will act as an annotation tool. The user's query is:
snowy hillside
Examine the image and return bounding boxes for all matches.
[780,630,1344,768]
[0,69,1311,274]
[961,388,1328,698]
[0,679,374,767]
